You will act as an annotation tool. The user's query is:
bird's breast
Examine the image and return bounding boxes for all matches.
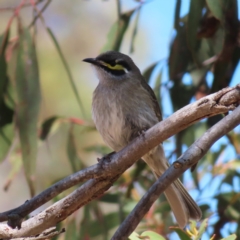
[92,86,129,151]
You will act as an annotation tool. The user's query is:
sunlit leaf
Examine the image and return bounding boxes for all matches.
[15,27,41,196]
[169,226,192,240]
[129,231,140,240]
[140,230,166,240]
[196,218,208,239]
[221,234,237,240]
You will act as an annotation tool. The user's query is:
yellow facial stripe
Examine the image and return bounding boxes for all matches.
[100,61,126,71]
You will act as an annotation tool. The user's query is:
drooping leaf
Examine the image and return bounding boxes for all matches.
[102,8,136,52]
[46,27,85,116]
[174,0,181,30]
[170,82,194,111]
[130,7,141,53]
[0,124,14,163]
[40,116,60,140]
[15,27,41,196]
[169,25,192,80]
[143,62,159,83]
[206,0,228,23]
[67,124,83,173]
[153,67,162,104]
[99,193,119,203]
[0,30,14,129]
[187,0,205,64]
[64,219,79,240]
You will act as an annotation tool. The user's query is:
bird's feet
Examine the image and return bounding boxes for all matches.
[97,151,116,168]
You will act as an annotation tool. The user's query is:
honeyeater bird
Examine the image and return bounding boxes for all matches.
[83,51,202,228]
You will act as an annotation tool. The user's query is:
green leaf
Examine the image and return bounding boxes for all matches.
[221,234,237,240]
[0,124,14,163]
[84,144,111,155]
[0,30,14,128]
[0,30,9,98]
[99,193,119,203]
[169,25,192,80]
[82,212,120,238]
[187,0,205,64]
[153,67,162,104]
[67,124,83,172]
[196,218,208,239]
[102,9,135,52]
[169,227,192,240]
[40,116,60,140]
[65,219,79,240]
[46,27,84,116]
[129,7,141,53]
[170,82,194,111]
[189,220,197,233]
[129,231,140,240]
[15,27,41,196]
[140,231,166,240]
[174,0,181,30]
[206,0,227,22]
[143,62,158,83]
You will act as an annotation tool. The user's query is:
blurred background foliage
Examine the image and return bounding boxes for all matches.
[0,0,240,239]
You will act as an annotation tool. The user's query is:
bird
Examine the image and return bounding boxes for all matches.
[83,51,202,228]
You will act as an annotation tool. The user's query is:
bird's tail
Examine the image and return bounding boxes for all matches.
[143,145,202,228]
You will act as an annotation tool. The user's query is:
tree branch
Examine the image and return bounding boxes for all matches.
[0,84,239,239]
[112,105,240,240]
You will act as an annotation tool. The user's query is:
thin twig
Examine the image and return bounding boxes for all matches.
[0,0,45,11]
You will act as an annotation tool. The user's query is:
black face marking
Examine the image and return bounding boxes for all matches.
[101,66,126,76]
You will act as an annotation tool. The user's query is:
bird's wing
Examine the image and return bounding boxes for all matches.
[140,78,162,121]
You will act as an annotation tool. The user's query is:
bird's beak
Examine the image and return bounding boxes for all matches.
[82,58,98,65]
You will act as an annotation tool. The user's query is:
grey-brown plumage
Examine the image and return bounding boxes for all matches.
[83,51,202,228]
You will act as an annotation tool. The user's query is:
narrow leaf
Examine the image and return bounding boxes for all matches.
[141,231,166,240]
[221,234,237,240]
[187,0,205,64]
[130,7,141,53]
[40,116,60,140]
[67,124,83,172]
[143,62,158,83]
[15,27,41,196]
[102,9,135,52]
[169,227,192,240]
[46,27,84,116]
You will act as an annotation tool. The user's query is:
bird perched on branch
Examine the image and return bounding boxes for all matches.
[83,51,202,228]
